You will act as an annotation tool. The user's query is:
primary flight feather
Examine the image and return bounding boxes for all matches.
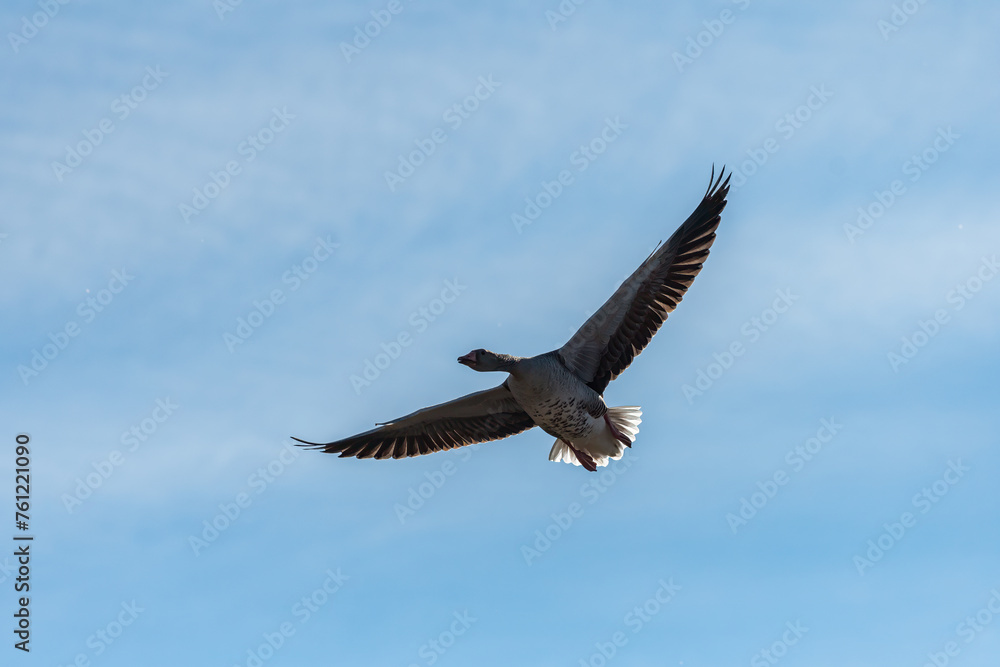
[294,168,731,471]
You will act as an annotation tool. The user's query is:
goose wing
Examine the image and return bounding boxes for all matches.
[558,168,731,394]
[293,382,535,459]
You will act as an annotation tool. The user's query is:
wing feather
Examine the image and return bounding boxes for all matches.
[558,167,731,394]
[292,383,535,459]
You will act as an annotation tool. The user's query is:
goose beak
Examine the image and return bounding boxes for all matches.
[457,352,476,367]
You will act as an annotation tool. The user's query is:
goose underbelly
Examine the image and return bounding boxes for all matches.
[525,395,601,441]
[505,355,608,441]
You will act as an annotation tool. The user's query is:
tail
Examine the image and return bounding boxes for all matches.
[548,406,642,471]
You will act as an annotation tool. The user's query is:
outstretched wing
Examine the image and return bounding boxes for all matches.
[558,167,731,394]
[293,383,535,459]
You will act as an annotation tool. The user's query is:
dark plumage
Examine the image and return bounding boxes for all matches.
[558,168,730,394]
[299,384,534,460]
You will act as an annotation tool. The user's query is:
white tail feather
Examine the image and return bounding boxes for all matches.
[548,406,642,469]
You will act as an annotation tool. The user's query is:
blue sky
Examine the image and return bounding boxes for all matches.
[2,1,999,665]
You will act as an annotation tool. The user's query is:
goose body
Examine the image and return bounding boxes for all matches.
[294,168,731,471]
[505,352,603,440]
[502,352,641,471]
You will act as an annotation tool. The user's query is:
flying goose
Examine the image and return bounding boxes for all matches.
[294,168,731,470]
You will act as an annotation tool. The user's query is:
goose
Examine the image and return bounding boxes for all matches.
[294,168,731,471]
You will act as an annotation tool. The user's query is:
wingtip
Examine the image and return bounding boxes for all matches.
[705,164,730,199]
[290,435,328,450]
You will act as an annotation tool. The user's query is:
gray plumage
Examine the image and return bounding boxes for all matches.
[294,168,731,470]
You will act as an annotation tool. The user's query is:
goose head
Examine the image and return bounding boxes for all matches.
[457,349,518,372]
